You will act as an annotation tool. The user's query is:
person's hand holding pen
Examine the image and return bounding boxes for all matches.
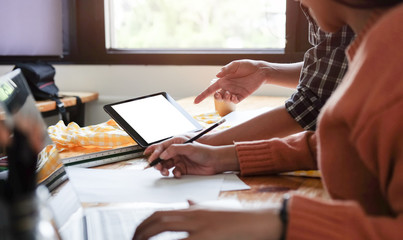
[143,119,240,178]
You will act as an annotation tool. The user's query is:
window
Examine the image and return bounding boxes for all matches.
[0,0,309,65]
[0,0,75,64]
[106,0,286,51]
[0,0,63,56]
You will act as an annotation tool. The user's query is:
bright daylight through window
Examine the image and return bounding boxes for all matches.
[105,0,286,51]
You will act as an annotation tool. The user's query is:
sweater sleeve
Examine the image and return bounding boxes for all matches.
[287,195,403,240]
[234,131,318,176]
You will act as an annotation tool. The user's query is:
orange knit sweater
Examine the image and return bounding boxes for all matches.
[235,4,403,240]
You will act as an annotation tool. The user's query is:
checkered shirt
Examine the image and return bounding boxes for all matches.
[285,7,355,130]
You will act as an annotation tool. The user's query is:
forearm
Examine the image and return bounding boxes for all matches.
[288,195,403,240]
[259,61,303,89]
[235,131,318,176]
[200,106,303,146]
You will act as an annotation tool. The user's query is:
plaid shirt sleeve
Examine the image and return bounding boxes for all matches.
[285,7,355,130]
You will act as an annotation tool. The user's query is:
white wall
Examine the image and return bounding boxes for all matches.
[0,65,294,126]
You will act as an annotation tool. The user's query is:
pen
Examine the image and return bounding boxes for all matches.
[144,118,226,169]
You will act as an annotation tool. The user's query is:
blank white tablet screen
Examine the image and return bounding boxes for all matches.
[111,95,197,144]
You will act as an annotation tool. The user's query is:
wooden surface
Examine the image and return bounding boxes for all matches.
[35,91,99,112]
[92,95,328,208]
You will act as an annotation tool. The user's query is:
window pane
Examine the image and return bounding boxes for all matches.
[0,0,63,56]
[106,0,286,50]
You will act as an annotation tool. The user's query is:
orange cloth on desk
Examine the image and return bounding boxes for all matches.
[36,144,63,184]
[37,119,136,183]
[47,119,136,152]
[235,6,403,240]
[36,119,137,182]
[47,115,226,155]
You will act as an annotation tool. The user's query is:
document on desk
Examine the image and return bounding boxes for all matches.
[66,167,249,203]
[86,202,189,240]
[85,199,243,240]
[223,107,272,127]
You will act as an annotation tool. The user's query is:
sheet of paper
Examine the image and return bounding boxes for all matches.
[85,202,189,240]
[48,182,86,240]
[48,182,82,229]
[66,167,230,203]
[223,107,272,127]
[85,199,243,240]
[221,173,250,191]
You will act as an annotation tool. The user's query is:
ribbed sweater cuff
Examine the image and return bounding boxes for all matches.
[287,195,368,240]
[235,140,277,176]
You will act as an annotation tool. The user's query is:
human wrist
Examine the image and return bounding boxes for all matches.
[215,145,240,173]
[255,61,275,84]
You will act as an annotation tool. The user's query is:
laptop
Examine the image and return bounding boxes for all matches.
[0,69,187,240]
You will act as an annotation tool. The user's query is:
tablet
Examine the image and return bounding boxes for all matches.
[104,92,202,147]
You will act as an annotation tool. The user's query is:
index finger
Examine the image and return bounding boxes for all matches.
[194,82,220,104]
